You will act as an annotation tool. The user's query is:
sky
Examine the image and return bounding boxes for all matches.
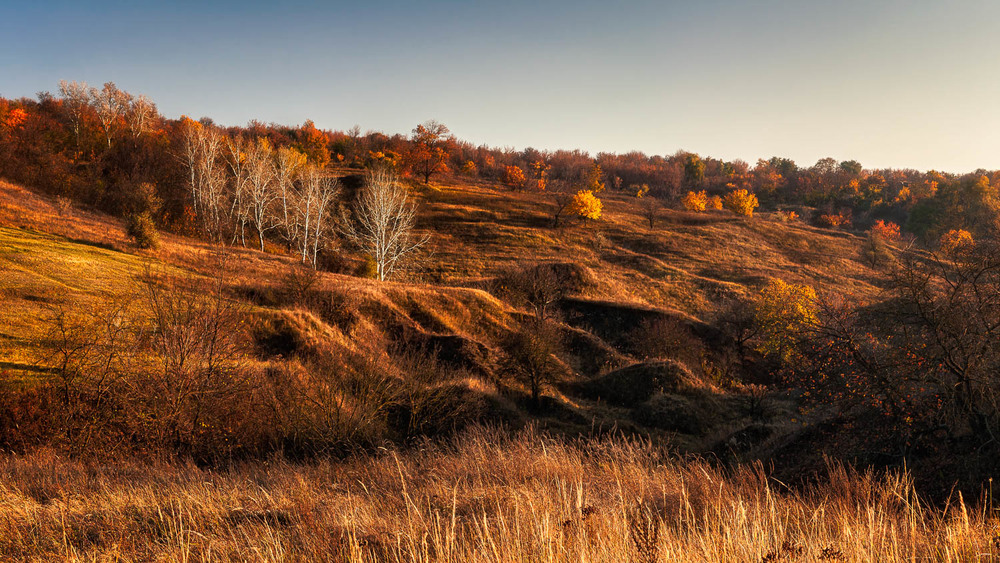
[2,0,1000,173]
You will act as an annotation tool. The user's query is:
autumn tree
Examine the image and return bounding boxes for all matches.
[502,165,526,190]
[869,220,901,242]
[568,190,602,220]
[683,153,705,188]
[529,159,550,191]
[752,278,818,360]
[940,228,973,255]
[682,190,708,212]
[409,120,452,184]
[583,161,605,193]
[723,188,759,217]
[296,120,330,166]
[343,168,428,281]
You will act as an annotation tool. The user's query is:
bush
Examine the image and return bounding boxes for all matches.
[568,190,602,220]
[707,195,723,210]
[722,189,759,217]
[682,190,708,212]
[939,228,973,254]
[356,255,379,279]
[502,165,525,189]
[125,212,159,249]
[816,212,851,228]
[752,278,817,360]
[869,220,900,241]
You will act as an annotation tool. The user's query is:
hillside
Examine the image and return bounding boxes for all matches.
[0,176,890,455]
[4,177,1000,561]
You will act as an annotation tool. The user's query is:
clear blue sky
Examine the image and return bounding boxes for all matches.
[3,0,1000,173]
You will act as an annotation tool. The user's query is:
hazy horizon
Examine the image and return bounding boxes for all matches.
[4,0,1000,174]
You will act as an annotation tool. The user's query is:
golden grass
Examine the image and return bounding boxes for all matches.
[414,184,884,318]
[1,427,996,562]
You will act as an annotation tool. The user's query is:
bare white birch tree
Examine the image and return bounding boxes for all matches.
[90,82,130,148]
[126,94,157,138]
[226,135,252,246]
[296,164,340,267]
[180,120,227,240]
[245,138,280,252]
[58,80,90,156]
[343,169,428,281]
[275,146,306,249]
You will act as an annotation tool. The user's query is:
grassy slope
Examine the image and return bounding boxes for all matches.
[417,178,883,316]
[2,428,995,561]
[0,176,891,445]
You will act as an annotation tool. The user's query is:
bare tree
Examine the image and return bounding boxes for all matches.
[126,94,157,138]
[90,82,130,148]
[275,146,307,248]
[504,263,568,321]
[247,138,281,252]
[343,168,428,281]
[226,135,252,246]
[58,80,90,156]
[502,318,564,408]
[548,180,575,227]
[297,164,340,267]
[180,121,227,240]
[641,195,662,229]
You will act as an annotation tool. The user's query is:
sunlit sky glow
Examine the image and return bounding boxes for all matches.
[3,0,1000,173]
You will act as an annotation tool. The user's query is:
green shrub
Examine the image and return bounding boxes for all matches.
[126,212,160,249]
[356,255,378,279]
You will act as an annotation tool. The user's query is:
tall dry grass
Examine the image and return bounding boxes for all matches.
[1,426,997,562]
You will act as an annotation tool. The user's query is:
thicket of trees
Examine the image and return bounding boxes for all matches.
[6,80,1000,260]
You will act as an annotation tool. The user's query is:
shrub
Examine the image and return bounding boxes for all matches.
[682,190,708,212]
[568,190,602,220]
[869,220,900,241]
[816,211,851,228]
[940,228,973,254]
[125,212,159,249]
[753,278,817,360]
[356,255,379,279]
[707,195,723,210]
[722,188,759,217]
[502,165,525,189]
[460,160,477,176]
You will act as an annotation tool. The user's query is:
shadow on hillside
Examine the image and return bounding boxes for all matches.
[0,362,57,375]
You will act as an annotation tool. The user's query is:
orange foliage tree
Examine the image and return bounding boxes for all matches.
[409,120,453,184]
[568,190,602,220]
[940,229,973,254]
[869,220,900,241]
[502,165,526,189]
[682,190,708,212]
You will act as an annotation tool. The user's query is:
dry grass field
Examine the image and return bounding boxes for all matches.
[2,427,997,562]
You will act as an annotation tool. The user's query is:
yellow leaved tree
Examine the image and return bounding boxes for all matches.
[723,188,759,217]
[568,190,602,220]
[682,190,708,212]
[753,278,818,360]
